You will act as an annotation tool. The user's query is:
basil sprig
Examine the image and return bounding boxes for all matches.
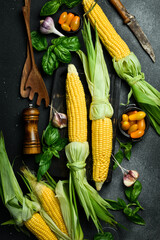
[35,122,68,181]
[31,33,80,75]
[106,181,145,225]
[113,138,133,170]
[40,0,81,16]
[42,36,80,75]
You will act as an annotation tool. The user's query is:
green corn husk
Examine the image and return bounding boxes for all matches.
[77,18,113,120]
[0,132,40,227]
[65,142,117,232]
[55,180,84,240]
[21,168,73,240]
[113,52,160,135]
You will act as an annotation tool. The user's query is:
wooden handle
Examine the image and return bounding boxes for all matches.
[109,0,131,24]
[22,6,36,66]
[23,104,41,154]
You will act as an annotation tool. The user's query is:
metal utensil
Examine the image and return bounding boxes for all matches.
[109,0,155,62]
[22,6,50,107]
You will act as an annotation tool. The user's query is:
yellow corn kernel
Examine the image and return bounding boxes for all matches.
[66,64,87,142]
[92,118,113,191]
[25,213,57,240]
[40,185,68,235]
[82,0,131,61]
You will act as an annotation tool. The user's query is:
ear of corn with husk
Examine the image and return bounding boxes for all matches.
[83,0,160,135]
[0,132,58,240]
[77,18,113,191]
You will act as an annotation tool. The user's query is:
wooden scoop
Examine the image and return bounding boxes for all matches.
[22,6,50,107]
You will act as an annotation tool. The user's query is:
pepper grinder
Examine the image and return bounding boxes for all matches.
[23,104,41,154]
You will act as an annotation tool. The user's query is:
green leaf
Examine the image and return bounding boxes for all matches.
[52,150,60,159]
[94,232,114,240]
[51,138,68,151]
[61,36,81,51]
[42,47,59,75]
[35,153,43,163]
[43,122,60,146]
[51,37,67,46]
[117,139,133,161]
[123,206,145,225]
[125,180,142,203]
[113,149,124,170]
[31,31,48,51]
[40,0,61,16]
[64,0,81,8]
[54,45,71,63]
[105,199,125,210]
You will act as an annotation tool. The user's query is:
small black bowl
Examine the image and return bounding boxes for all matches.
[118,104,150,142]
[58,12,82,35]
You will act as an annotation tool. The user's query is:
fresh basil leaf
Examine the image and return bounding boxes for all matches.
[117,138,133,161]
[54,45,71,63]
[40,0,61,16]
[37,149,54,181]
[52,150,60,158]
[31,31,48,51]
[42,47,59,75]
[64,0,81,8]
[37,160,52,181]
[117,198,127,208]
[51,138,68,151]
[94,232,114,240]
[43,122,60,146]
[125,180,142,203]
[61,36,81,51]
[105,199,125,210]
[35,153,43,163]
[113,149,124,170]
[51,37,67,46]
[123,206,145,225]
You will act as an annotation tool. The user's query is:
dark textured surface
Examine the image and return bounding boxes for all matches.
[0,0,160,239]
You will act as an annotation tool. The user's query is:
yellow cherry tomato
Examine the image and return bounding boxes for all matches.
[58,12,68,25]
[70,16,80,31]
[65,13,75,26]
[128,111,146,121]
[61,23,71,32]
[122,114,128,122]
[121,121,130,131]
[127,110,137,116]
[130,130,145,139]
[128,124,138,135]
[137,118,146,131]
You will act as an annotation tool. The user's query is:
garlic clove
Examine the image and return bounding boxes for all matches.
[123,170,139,187]
[52,111,67,129]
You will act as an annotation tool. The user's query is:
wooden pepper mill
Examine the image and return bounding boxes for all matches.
[23,104,41,154]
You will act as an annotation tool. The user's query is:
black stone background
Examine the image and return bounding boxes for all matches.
[0,0,160,239]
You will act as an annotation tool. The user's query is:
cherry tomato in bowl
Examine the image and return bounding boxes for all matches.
[58,12,82,34]
[118,104,150,142]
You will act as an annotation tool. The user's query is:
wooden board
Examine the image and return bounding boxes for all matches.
[49,66,121,182]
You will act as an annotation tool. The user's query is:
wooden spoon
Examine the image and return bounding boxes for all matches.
[20,0,31,98]
[22,6,50,107]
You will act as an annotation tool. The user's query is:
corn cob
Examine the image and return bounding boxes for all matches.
[82,0,130,61]
[25,213,58,240]
[66,64,87,143]
[92,118,113,190]
[22,169,68,236]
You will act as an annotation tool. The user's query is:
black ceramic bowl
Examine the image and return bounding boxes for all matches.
[118,104,150,142]
[58,12,82,35]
